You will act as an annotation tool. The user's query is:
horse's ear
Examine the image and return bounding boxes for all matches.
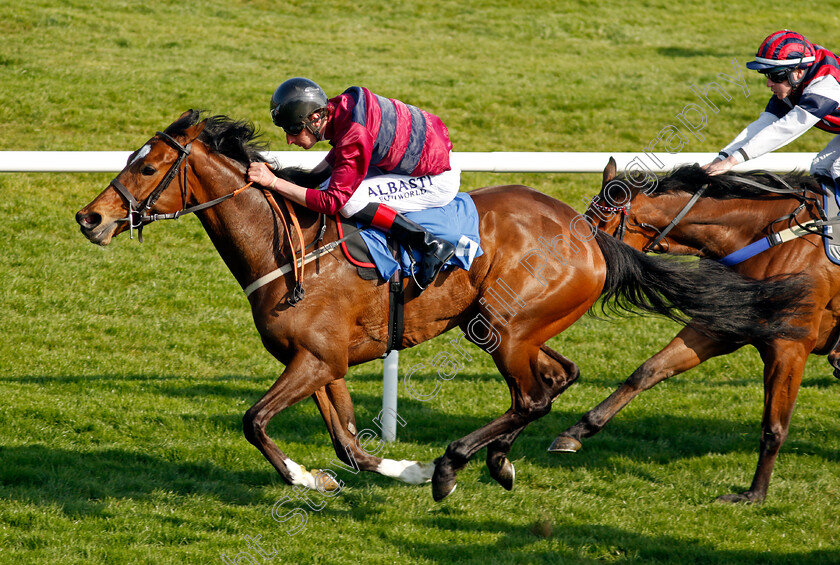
[181,110,207,138]
[176,109,207,134]
[601,157,617,190]
[190,120,207,136]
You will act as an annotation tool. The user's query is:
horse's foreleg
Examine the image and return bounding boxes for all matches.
[549,327,737,453]
[311,380,435,485]
[718,340,810,503]
[242,351,342,489]
[434,343,578,501]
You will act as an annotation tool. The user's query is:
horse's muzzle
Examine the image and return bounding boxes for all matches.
[76,208,117,246]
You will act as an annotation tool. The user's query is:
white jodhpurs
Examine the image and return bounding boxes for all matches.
[810,134,840,181]
[337,165,461,218]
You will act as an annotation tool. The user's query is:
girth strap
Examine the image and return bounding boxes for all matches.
[719,217,840,266]
[385,238,405,355]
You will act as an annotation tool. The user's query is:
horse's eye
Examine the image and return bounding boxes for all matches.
[141,166,156,176]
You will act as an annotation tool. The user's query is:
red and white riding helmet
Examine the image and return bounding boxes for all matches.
[746,30,816,71]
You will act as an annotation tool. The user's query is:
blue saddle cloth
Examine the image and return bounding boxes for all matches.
[357,193,483,279]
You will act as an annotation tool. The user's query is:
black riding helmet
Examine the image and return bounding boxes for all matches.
[269,78,328,136]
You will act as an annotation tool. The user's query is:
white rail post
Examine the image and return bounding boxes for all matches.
[382,350,399,442]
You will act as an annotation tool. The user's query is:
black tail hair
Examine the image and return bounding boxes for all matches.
[594,231,809,342]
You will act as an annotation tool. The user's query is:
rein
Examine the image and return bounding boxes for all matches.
[241,223,362,298]
[717,177,836,266]
[262,189,308,306]
[643,184,708,252]
[719,217,840,266]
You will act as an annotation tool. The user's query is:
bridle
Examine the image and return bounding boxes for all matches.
[594,171,829,256]
[109,131,193,242]
[108,131,251,242]
[591,185,709,253]
[590,199,630,241]
[643,184,708,252]
[105,129,328,306]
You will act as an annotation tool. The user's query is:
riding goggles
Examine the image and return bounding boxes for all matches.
[282,121,306,136]
[762,68,790,84]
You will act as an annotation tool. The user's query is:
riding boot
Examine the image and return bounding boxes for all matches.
[352,203,456,290]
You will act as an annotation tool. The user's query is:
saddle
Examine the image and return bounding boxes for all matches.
[329,195,483,354]
[336,214,381,280]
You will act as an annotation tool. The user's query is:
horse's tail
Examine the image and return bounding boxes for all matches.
[594,231,810,342]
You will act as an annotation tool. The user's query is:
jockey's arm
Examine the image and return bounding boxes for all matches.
[247,159,332,208]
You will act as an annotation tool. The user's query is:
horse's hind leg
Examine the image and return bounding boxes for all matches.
[485,345,579,490]
[826,327,840,379]
[827,348,840,379]
[311,380,383,483]
[312,379,435,485]
[550,327,737,453]
[433,342,578,501]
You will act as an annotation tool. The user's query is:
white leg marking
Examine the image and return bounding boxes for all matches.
[284,458,319,489]
[376,459,435,484]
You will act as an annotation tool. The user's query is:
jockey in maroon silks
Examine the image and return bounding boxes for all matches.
[704,30,840,186]
[248,77,460,291]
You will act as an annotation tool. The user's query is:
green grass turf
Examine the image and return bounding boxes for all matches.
[2,1,840,563]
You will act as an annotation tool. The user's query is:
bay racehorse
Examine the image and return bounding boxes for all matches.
[552,158,831,503]
[76,112,807,501]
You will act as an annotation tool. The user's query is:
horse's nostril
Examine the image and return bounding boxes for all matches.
[76,210,102,230]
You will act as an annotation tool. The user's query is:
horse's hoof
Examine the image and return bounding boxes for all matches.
[432,481,457,502]
[432,463,458,502]
[547,435,582,453]
[490,457,515,491]
[311,469,341,492]
[834,367,840,380]
[715,491,763,504]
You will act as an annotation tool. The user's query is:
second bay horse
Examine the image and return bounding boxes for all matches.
[553,158,830,503]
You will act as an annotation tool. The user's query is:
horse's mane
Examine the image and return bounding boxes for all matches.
[164,109,269,167]
[164,109,326,189]
[636,164,821,200]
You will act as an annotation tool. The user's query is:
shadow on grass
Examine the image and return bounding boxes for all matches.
[0,373,271,400]
[344,389,770,463]
[802,375,840,389]
[0,444,269,518]
[656,46,732,58]
[2,371,834,507]
[394,517,840,565]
